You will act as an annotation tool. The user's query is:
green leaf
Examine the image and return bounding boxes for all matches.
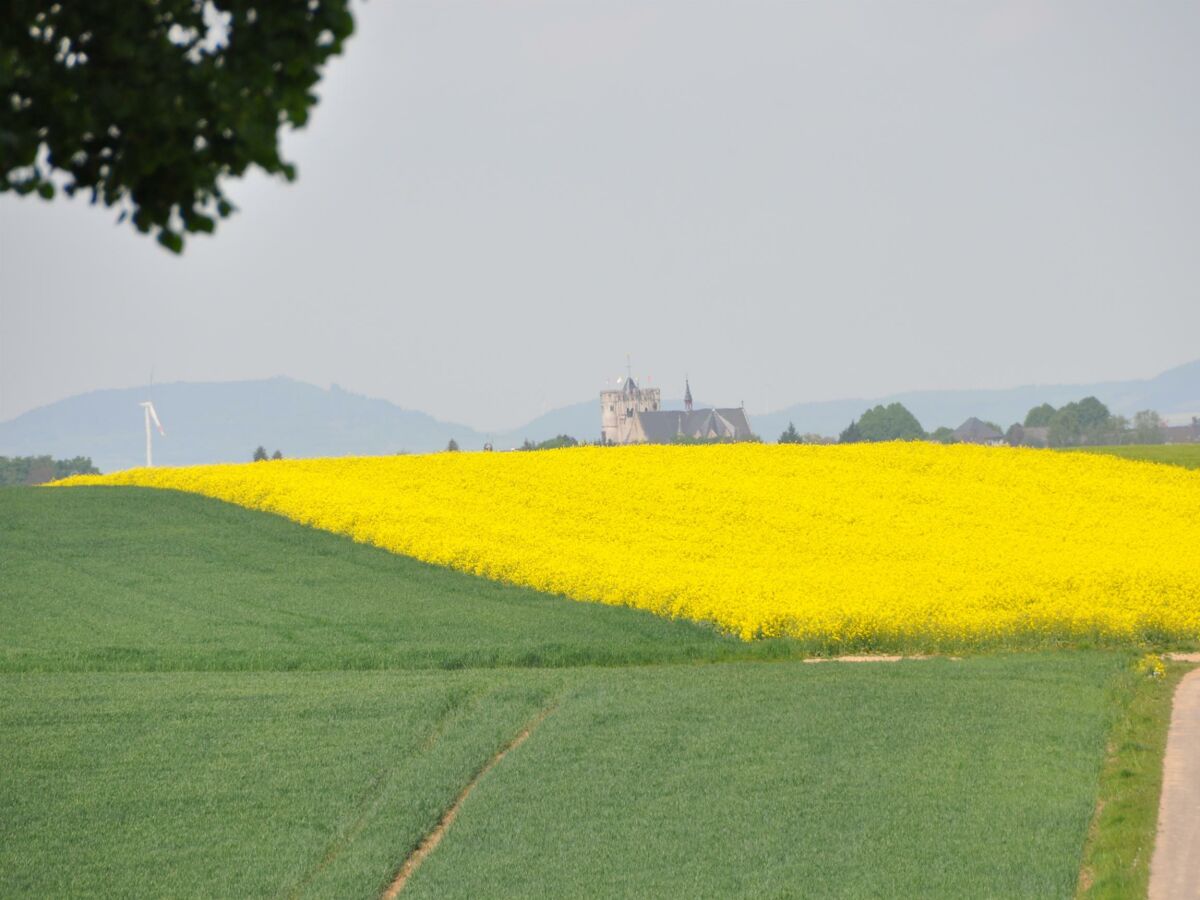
[156,230,184,254]
[185,213,214,234]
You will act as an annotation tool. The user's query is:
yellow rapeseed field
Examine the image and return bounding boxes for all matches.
[56,443,1200,647]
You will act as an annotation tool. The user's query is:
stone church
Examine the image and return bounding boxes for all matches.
[600,376,753,444]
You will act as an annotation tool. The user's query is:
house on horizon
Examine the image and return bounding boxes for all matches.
[1016,425,1050,447]
[1162,418,1200,444]
[951,417,1005,446]
[600,376,752,444]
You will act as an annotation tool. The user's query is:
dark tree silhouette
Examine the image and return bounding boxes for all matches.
[1,0,353,252]
[840,404,924,443]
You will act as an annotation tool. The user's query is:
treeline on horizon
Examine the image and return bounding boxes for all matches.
[0,456,99,486]
[772,397,1186,447]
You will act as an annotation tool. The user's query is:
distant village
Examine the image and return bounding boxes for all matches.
[589,372,1198,450]
[594,375,1198,449]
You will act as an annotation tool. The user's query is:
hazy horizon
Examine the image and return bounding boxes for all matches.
[3,1,1198,430]
[5,355,1198,436]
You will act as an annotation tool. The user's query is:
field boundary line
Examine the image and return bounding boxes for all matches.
[381,703,557,898]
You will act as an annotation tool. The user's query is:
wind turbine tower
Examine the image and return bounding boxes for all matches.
[140,401,165,467]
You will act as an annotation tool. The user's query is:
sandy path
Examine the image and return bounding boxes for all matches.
[381,705,555,898]
[1149,658,1200,900]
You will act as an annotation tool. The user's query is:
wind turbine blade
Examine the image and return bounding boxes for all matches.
[148,402,166,435]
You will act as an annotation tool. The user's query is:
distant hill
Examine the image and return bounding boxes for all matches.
[0,378,487,473]
[4,361,1197,470]
[752,359,1200,441]
[498,400,598,447]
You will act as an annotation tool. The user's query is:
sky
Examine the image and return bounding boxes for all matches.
[2,0,1198,431]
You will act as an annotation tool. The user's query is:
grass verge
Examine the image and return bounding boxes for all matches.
[1076,658,1194,898]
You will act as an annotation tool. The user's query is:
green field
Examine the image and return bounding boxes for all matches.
[1073,443,1200,470]
[1,487,782,672]
[0,486,1174,897]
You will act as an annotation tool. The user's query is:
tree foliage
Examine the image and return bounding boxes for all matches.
[1067,397,1111,432]
[778,422,801,444]
[1046,408,1084,447]
[929,426,956,444]
[0,455,99,485]
[1021,398,1129,446]
[0,0,354,252]
[1046,396,1115,447]
[840,403,925,443]
[446,439,460,452]
[520,434,579,451]
[1024,403,1057,428]
[252,445,268,461]
[1133,410,1165,444]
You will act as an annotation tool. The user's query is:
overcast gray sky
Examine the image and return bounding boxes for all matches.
[2,0,1197,430]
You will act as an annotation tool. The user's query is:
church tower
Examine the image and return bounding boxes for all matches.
[599,364,661,443]
[684,378,693,413]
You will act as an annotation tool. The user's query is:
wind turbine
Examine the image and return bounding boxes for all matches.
[140,401,165,467]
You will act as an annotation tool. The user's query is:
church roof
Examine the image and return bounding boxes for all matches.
[952,417,1004,442]
[714,407,752,436]
[634,411,686,443]
[621,377,639,395]
[633,407,753,443]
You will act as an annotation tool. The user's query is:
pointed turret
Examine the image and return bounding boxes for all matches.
[684,378,693,412]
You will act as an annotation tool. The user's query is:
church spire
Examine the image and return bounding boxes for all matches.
[684,377,693,412]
